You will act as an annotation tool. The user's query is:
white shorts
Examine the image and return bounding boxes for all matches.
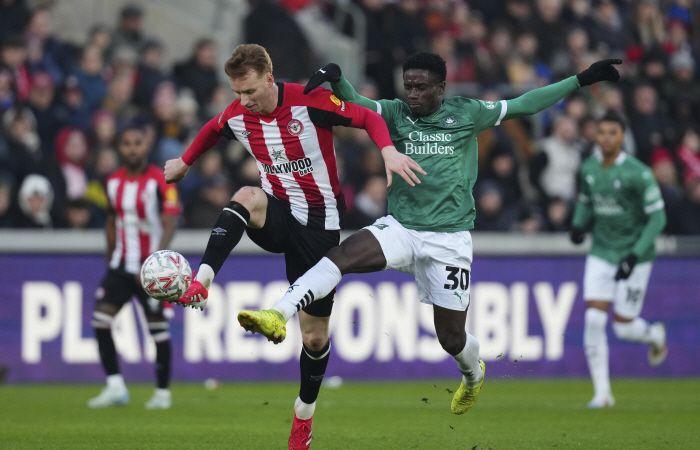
[583,255,652,319]
[365,215,473,311]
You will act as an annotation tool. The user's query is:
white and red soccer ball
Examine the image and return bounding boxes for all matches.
[140,250,192,301]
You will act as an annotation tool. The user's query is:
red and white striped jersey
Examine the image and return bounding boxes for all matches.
[182,82,393,230]
[106,165,181,274]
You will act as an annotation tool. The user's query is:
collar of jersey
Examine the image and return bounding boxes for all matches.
[594,148,627,166]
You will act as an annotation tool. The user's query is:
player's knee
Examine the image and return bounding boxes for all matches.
[302,332,329,352]
[91,306,115,330]
[326,246,349,273]
[437,330,466,356]
[148,320,171,343]
[232,186,261,211]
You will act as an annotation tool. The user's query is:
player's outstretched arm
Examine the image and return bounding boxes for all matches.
[304,63,380,112]
[505,59,621,120]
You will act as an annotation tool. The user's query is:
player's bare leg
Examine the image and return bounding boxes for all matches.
[88,303,129,408]
[238,230,386,340]
[175,186,268,309]
[288,313,331,450]
[584,301,614,408]
[434,306,485,414]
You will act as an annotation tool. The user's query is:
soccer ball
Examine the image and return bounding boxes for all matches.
[140,250,192,301]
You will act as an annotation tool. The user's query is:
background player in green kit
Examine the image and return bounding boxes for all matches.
[570,112,668,409]
[238,53,622,414]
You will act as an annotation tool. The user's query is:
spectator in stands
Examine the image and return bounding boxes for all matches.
[15,173,53,228]
[628,83,673,165]
[133,39,166,109]
[0,0,31,42]
[474,180,518,232]
[344,175,387,229]
[54,127,89,201]
[27,71,62,158]
[678,128,700,184]
[62,198,95,229]
[533,115,582,202]
[1,106,41,181]
[72,45,107,113]
[55,75,91,129]
[651,149,683,234]
[678,178,700,235]
[184,174,230,228]
[543,196,570,232]
[173,38,218,108]
[0,35,30,102]
[0,67,14,113]
[111,3,148,55]
[244,0,316,82]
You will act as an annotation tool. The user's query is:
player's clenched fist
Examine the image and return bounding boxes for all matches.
[164,157,189,183]
[381,146,427,187]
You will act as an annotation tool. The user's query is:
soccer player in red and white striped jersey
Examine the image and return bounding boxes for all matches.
[163,44,423,449]
[88,125,180,410]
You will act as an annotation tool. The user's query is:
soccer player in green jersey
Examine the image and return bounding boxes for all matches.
[238,53,621,415]
[570,112,668,409]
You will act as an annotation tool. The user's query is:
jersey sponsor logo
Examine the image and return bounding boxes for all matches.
[286,119,304,136]
[329,94,342,106]
[261,157,314,176]
[592,194,624,215]
[165,187,178,206]
[405,131,455,155]
[482,101,497,110]
[239,130,251,140]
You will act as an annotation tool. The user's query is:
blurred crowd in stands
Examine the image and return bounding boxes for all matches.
[1,0,699,234]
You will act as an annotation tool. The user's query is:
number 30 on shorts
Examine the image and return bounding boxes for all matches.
[444,266,470,290]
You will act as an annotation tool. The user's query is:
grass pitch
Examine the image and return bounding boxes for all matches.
[1,379,698,449]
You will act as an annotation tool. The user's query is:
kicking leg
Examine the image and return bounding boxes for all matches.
[434,305,485,414]
[238,229,387,341]
[176,186,268,309]
[611,263,667,366]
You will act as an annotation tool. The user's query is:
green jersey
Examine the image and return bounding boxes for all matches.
[572,152,667,263]
[332,75,580,232]
[369,96,506,231]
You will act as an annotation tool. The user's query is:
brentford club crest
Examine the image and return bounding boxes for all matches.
[287,119,304,136]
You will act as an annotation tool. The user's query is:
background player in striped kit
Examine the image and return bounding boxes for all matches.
[162,44,422,450]
[87,125,180,409]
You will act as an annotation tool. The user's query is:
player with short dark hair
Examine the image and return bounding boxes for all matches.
[238,53,622,416]
[87,125,180,409]
[571,111,668,408]
[163,44,420,450]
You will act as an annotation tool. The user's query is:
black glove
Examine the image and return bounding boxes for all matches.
[576,59,622,87]
[569,227,586,245]
[614,254,638,281]
[303,63,342,94]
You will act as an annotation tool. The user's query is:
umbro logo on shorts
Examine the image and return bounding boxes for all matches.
[372,223,389,230]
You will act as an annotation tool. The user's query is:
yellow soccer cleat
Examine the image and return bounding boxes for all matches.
[237,309,287,344]
[450,359,486,415]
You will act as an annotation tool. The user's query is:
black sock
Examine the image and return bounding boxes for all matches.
[95,328,119,375]
[201,201,250,274]
[299,341,331,404]
[155,340,171,389]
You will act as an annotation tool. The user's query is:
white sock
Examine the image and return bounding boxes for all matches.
[106,374,126,391]
[613,318,662,346]
[195,264,215,289]
[274,257,342,321]
[453,333,483,387]
[294,396,316,420]
[584,308,611,398]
